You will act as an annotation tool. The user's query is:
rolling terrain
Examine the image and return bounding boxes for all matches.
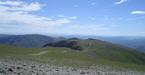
[44,39,145,66]
[0,38,145,74]
[63,35,145,52]
[0,34,145,53]
[0,39,145,71]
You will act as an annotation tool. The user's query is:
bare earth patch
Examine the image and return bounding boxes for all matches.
[31,51,48,56]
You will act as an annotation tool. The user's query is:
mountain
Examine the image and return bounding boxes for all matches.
[0,39,145,71]
[0,34,11,38]
[62,35,145,52]
[43,40,83,50]
[0,34,145,52]
[95,36,145,52]
[44,39,145,65]
[0,34,58,48]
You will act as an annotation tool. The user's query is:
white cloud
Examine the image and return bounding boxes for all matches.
[56,19,70,24]
[57,14,65,18]
[131,11,145,14]
[0,1,71,28]
[91,2,96,6]
[114,0,127,4]
[0,1,43,11]
[17,2,42,11]
[65,24,108,35]
[71,24,108,31]
[111,17,122,20]
[104,16,122,21]
[11,2,42,11]
[134,32,145,36]
[0,1,23,6]
[138,32,145,34]
[71,16,78,19]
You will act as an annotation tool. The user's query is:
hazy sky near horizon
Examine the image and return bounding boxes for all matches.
[0,0,145,36]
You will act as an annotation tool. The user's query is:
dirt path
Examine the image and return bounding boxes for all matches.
[31,51,48,56]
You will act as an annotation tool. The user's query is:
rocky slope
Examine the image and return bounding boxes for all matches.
[0,60,145,75]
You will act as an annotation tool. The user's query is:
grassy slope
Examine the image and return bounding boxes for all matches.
[0,40,145,71]
[77,40,145,65]
[43,39,145,70]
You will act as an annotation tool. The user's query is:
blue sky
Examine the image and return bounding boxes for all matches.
[0,0,145,36]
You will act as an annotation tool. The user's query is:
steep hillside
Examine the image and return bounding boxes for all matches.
[0,34,57,48]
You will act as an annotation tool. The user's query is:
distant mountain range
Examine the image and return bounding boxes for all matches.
[0,34,58,48]
[61,35,145,52]
[0,34,145,52]
[96,37,145,52]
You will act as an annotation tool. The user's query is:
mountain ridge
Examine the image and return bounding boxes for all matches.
[0,34,57,48]
[0,34,145,52]
[43,39,145,65]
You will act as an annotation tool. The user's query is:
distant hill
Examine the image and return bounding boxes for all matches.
[0,34,11,38]
[43,40,83,50]
[62,35,145,52]
[96,37,145,52]
[0,34,145,52]
[44,39,145,65]
[0,34,58,48]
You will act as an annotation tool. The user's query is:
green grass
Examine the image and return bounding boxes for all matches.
[0,39,145,71]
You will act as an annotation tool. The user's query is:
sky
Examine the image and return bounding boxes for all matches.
[0,0,145,36]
